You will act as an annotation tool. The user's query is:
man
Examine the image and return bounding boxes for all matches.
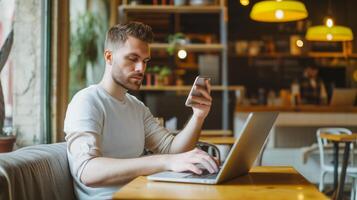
[64,21,218,199]
[300,65,327,105]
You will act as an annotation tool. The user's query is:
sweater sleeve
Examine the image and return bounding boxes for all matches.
[143,106,175,154]
[64,92,104,180]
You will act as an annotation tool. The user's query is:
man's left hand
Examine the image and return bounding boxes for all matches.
[190,79,212,120]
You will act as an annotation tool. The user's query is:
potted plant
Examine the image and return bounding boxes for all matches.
[167,33,187,56]
[69,12,105,98]
[174,69,186,86]
[145,66,153,86]
[0,126,15,153]
[160,66,173,85]
[152,65,162,86]
[0,85,15,153]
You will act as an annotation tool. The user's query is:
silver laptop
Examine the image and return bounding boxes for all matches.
[330,88,357,106]
[147,112,279,184]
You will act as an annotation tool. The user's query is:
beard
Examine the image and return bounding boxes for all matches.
[111,72,144,91]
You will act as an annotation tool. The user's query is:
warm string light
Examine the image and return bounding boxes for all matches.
[240,0,249,6]
[325,18,334,41]
[275,9,284,19]
[326,33,333,41]
[325,17,334,28]
[275,0,283,19]
[296,39,304,47]
[177,49,187,59]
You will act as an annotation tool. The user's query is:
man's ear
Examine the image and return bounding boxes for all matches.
[104,50,112,65]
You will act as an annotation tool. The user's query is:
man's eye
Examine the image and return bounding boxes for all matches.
[128,57,137,62]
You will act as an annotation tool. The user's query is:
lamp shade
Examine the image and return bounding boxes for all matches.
[306,25,353,41]
[250,0,308,22]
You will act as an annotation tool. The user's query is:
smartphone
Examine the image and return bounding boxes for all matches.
[185,76,210,107]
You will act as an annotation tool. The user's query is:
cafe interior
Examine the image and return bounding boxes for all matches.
[1,0,357,199]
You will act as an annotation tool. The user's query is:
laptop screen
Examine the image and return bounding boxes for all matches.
[330,88,357,106]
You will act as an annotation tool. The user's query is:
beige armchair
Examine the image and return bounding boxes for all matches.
[0,143,76,200]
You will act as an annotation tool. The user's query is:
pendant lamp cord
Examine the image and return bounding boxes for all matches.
[327,0,332,16]
[344,0,349,25]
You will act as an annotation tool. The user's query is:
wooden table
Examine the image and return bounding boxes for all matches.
[113,166,328,200]
[319,133,357,200]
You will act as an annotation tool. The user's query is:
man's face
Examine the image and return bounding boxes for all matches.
[109,36,151,91]
[310,68,318,78]
[306,67,318,79]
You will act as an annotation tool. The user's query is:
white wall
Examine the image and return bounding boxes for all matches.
[12,0,43,146]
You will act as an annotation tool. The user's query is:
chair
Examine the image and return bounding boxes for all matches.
[316,128,357,193]
[350,173,357,200]
[0,142,76,200]
[196,141,221,162]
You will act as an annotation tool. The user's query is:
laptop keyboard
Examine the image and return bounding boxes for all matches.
[185,170,218,179]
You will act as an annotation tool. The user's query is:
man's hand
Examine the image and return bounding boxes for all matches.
[189,79,212,120]
[164,148,219,174]
[168,80,212,154]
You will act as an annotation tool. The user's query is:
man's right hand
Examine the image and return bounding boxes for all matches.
[164,148,220,174]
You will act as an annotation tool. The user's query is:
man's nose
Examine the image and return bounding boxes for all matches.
[135,62,145,72]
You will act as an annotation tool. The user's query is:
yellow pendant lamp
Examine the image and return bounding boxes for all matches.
[306,0,353,42]
[306,18,353,41]
[250,0,308,22]
[306,26,353,41]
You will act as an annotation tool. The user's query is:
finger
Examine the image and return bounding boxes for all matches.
[198,157,216,173]
[194,85,212,101]
[213,156,221,166]
[194,150,219,172]
[202,155,219,173]
[186,164,202,174]
[193,148,211,157]
[205,79,211,94]
[191,104,210,110]
[191,157,215,173]
[190,96,212,106]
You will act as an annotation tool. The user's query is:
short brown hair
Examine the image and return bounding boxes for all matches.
[105,21,154,51]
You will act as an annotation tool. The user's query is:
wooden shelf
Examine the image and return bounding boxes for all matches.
[119,0,231,130]
[232,52,357,59]
[119,5,223,14]
[150,43,224,52]
[140,85,243,91]
[199,136,235,145]
[308,52,357,58]
[201,129,233,136]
